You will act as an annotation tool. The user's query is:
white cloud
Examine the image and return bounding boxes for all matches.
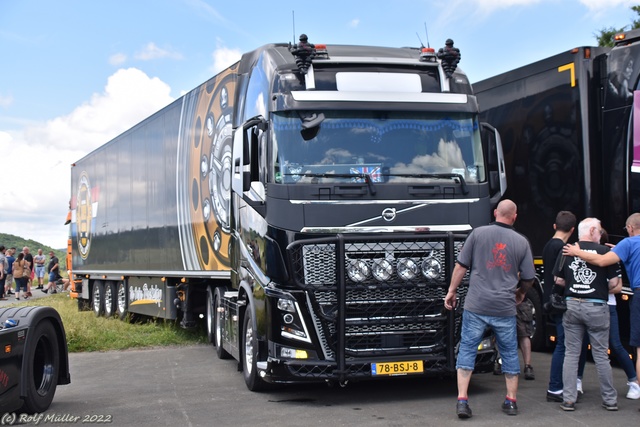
[109,52,127,66]
[0,94,13,108]
[350,19,360,28]
[134,42,183,61]
[0,131,11,144]
[579,0,637,11]
[0,69,174,248]
[211,46,242,74]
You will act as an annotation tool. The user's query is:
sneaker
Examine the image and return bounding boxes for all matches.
[51,290,57,294]
[627,381,640,400]
[577,378,584,395]
[26,292,32,297]
[16,297,20,301]
[560,402,575,411]
[546,391,563,402]
[41,289,48,293]
[36,286,43,290]
[601,402,618,411]
[501,399,518,415]
[524,365,535,380]
[456,400,472,419]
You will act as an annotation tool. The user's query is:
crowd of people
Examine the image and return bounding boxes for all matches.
[0,245,70,300]
[445,200,640,418]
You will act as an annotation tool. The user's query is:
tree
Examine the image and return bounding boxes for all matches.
[596,5,640,47]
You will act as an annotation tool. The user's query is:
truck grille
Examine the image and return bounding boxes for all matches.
[288,233,468,361]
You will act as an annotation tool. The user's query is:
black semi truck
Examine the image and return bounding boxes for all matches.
[69,36,506,390]
[475,29,640,354]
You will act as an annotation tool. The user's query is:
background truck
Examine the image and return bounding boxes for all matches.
[475,29,640,354]
[0,306,70,414]
[70,36,506,390]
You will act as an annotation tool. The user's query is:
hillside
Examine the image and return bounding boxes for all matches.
[0,232,67,271]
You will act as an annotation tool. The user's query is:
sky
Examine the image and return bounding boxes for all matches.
[0,0,638,249]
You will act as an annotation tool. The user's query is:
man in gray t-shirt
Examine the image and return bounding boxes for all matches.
[445,199,535,418]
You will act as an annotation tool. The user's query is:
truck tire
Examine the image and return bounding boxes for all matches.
[116,282,128,321]
[242,309,268,391]
[92,282,104,317]
[20,320,60,413]
[103,282,117,318]
[527,288,545,352]
[214,290,231,360]
[206,288,215,344]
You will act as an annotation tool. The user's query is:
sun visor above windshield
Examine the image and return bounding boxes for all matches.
[336,72,422,93]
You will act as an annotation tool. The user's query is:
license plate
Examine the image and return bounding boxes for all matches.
[371,360,424,376]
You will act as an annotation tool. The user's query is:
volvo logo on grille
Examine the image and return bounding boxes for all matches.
[381,208,396,222]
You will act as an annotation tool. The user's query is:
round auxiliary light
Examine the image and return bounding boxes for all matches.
[421,257,442,281]
[347,260,370,283]
[397,258,419,281]
[372,259,393,282]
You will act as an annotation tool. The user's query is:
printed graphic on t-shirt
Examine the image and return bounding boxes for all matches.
[567,257,597,296]
[568,258,596,285]
[487,242,512,272]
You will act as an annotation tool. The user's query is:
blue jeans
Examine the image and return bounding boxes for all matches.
[457,310,520,374]
[15,277,28,292]
[631,290,640,347]
[563,300,616,405]
[548,313,565,391]
[609,304,638,381]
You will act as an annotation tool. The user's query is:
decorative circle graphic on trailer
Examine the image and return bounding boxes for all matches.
[176,66,237,271]
[76,172,93,260]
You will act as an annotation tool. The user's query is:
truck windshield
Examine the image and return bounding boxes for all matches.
[271,110,485,184]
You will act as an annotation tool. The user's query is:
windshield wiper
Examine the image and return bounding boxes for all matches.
[383,173,468,195]
[284,173,377,195]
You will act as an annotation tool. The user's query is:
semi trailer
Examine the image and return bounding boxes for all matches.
[69,36,506,390]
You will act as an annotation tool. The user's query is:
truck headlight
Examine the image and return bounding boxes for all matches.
[397,258,419,280]
[347,260,370,282]
[277,298,296,313]
[372,259,393,282]
[421,257,441,281]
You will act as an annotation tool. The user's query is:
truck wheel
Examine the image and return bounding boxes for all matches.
[214,290,231,360]
[103,282,117,318]
[206,288,215,344]
[242,309,268,391]
[92,282,104,317]
[527,288,545,351]
[116,282,128,320]
[20,320,60,413]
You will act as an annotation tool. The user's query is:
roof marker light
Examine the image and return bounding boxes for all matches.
[420,47,437,62]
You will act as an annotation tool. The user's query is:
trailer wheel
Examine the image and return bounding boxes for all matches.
[116,282,128,320]
[92,282,104,317]
[527,288,545,351]
[103,282,117,318]
[20,320,60,414]
[214,291,231,360]
[242,309,268,391]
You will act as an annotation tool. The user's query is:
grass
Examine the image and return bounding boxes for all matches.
[8,294,208,352]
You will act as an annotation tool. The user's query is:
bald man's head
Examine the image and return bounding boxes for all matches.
[495,199,517,225]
